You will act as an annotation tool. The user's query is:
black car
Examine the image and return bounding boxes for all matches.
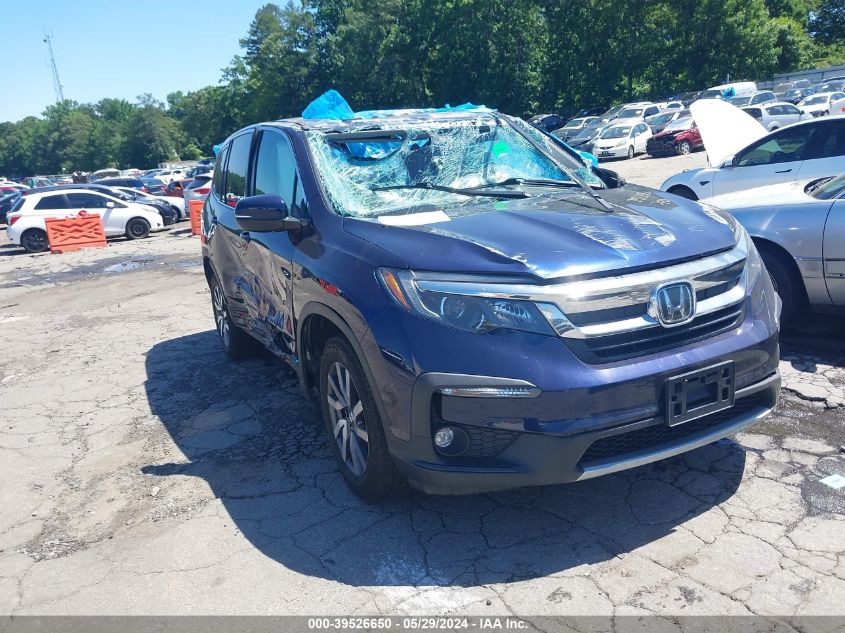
[574,107,606,118]
[18,183,177,225]
[776,88,812,104]
[1,192,21,224]
[528,113,565,132]
[140,178,166,195]
[94,177,147,191]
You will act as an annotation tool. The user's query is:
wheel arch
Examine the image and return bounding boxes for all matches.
[751,236,808,301]
[297,303,392,436]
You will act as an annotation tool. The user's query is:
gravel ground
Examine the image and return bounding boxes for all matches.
[1,158,843,618]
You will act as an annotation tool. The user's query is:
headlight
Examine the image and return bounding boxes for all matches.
[377,269,555,336]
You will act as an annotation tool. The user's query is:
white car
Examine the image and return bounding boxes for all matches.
[115,186,186,220]
[798,91,845,117]
[183,172,214,211]
[593,122,652,159]
[661,99,845,200]
[612,103,660,125]
[6,189,165,253]
[742,101,808,131]
[155,168,188,184]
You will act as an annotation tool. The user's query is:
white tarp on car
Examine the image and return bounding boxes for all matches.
[690,99,767,167]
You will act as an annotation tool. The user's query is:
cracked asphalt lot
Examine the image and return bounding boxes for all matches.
[0,224,844,616]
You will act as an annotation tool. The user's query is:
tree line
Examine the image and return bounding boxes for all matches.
[1,0,843,176]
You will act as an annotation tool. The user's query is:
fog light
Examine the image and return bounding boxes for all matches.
[434,427,454,448]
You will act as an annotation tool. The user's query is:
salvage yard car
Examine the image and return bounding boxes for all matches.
[593,122,652,159]
[646,118,703,156]
[742,101,808,131]
[705,173,845,325]
[6,189,166,252]
[662,99,845,200]
[202,107,780,499]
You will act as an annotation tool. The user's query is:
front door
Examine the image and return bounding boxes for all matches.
[710,124,817,196]
[236,127,303,356]
[824,198,845,305]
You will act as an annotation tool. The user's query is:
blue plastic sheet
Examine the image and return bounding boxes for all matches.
[301,90,490,120]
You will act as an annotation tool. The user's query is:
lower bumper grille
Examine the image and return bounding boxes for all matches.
[578,390,769,465]
[565,302,745,364]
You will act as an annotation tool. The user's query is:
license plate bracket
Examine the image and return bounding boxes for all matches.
[665,361,735,426]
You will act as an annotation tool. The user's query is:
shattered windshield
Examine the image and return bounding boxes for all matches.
[305,116,599,218]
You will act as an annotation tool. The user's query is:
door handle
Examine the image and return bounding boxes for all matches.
[240,231,251,243]
[774,169,792,173]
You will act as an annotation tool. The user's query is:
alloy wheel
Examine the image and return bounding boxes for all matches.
[212,283,230,347]
[326,361,369,476]
[22,230,48,253]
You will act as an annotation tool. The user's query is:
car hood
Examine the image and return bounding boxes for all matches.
[704,179,815,209]
[690,99,767,166]
[343,184,737,280]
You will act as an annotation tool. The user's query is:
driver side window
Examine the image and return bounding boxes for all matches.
[736,126,815,167]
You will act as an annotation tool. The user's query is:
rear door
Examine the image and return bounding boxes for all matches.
[236,127,305,354]
[710,124,816,196]
[795,119,845,182]
[64,192,123,235]
[205,131,258,331]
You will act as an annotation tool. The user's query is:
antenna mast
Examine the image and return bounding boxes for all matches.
[43,30,65,102]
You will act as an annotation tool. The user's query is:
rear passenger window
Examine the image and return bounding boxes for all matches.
[224,133,252,207]
[253,130,308,218]
[34,195,68,210]
[212,145,229,200]
[813,121,845,159]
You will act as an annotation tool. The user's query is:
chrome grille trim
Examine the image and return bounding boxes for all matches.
[413,243,747,340]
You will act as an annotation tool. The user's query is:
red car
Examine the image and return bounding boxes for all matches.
[646,118,703,157]
[163,178,193,198]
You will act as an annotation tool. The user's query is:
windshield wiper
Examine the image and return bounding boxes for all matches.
[370,182,527,199]
[470,177,581,190]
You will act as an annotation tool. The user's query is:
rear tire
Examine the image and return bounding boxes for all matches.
[319,336,403,501]
[209,273,256,359]
[758,247,805,328]
[125,217,151,240]
[667,185,698,201]
[21,228,49,253]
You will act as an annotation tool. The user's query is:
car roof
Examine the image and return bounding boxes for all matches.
[258,109,509,134]
[23,186,121,199]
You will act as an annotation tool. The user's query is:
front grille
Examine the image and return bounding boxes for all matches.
[578,391,768,465]
[565,302,745,364]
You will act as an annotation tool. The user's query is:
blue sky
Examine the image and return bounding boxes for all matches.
[1,0,269,123]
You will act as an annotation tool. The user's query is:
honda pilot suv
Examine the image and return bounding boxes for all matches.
[202,109,781,499]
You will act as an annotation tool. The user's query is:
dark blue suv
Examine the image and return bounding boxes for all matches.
[202,109,781,499]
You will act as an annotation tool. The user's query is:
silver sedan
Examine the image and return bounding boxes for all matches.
[705,174,845,325]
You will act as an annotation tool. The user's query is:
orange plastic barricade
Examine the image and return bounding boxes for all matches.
[189,200,203,236]
[44,211,107,254]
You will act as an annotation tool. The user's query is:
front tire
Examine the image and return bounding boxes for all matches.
[677,140,692,155]
[319,337,403,501]
[627,145,634,159]
[759,247,805,328]
[125,217,151,240]
[21,228,49,253]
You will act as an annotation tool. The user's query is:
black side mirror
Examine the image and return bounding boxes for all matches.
[593,166,626,189]
[234,194,301,232]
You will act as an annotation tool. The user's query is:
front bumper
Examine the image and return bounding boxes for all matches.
[594,145,628,159]
[647,139,678,156]
[390,370,778,494]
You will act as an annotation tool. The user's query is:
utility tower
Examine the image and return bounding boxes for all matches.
[43,30,65,103]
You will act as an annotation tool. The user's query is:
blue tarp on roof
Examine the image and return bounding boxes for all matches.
[301,89,491,120]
